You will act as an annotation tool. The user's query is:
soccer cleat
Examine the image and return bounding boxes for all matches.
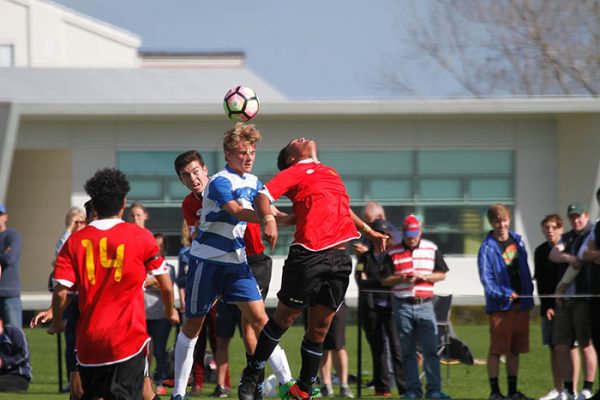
[488,393,506,400]
[279,380,296,400]
[171,395,185,400]
[155,385,168,395]
[509,392,534,400]
[375,390,392,397]
[289,383,311,399]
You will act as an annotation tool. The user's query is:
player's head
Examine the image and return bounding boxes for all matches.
[84,168,130,219]
[277,137,317,171]
[223,123,261,175]
[174,150,209,195]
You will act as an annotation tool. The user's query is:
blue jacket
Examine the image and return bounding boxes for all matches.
[478,231,534,313]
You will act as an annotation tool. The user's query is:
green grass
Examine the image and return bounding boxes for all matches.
[4,322,559,399]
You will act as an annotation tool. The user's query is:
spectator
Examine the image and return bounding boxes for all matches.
[381,215,451,400]
[355,218,405,397]
[478,204,534,400]
[146,233,177,395]
[581,187,600,400]
[318,302,354,398]
[129,202,149,229]
[0,317,31,392]
[549,204,596,400]
[534,214,573,400]
[0,203,22,328]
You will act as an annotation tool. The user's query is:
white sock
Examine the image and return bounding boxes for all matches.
[173,331,198,396]
[268,344,293,384]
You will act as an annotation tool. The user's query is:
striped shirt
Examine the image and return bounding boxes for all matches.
[189,165,262,265]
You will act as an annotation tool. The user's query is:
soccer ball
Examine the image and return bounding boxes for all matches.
[223,86,260,121]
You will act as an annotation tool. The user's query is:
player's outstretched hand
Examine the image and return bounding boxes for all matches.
[30,308,53,329]
[367,230,388,253]
[47,318,66,335]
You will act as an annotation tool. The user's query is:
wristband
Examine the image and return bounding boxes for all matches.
[361,222,372,234]
[263,214,275,224]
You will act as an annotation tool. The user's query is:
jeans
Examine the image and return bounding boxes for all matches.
[393,298,441,396]
[0,297,22,328]
[147,318,172,384]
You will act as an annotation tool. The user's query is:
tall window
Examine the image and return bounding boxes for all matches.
[118,149,513,256]
[0,45,14,67]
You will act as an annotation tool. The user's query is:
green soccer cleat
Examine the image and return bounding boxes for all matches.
[279,380,321,400]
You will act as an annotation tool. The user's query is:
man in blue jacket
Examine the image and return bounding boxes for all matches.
[0,317,31,391]
[478,204,533,400]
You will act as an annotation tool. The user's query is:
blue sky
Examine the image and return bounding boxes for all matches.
[52,0,457,99]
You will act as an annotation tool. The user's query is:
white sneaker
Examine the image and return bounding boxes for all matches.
[557,390,575,400]
[576,389,593,400]
[540,389,560,400]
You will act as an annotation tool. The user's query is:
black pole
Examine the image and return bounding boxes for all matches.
[357,290,362,399]
[57,332,63,393]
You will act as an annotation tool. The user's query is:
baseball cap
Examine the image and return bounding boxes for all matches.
[371,219,394,235]
[567,203,587,216]
[402,215,421,238]
[0,203,6,214]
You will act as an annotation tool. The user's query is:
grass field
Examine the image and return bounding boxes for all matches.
[2,322,559,399]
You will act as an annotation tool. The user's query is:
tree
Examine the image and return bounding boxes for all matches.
[379,0,600,97]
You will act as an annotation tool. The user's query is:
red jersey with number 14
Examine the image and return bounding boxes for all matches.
[261,160,360,251]
[54,219,167,366]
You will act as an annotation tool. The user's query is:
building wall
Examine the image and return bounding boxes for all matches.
[0,0,140,67]
[10,115,564,304]
[557,115,600,219]
[6,149,72,292]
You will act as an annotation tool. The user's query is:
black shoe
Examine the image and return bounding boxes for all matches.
[238,366,261,400]
[211,385,230,398]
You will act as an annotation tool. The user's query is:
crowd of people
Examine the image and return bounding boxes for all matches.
[0,122,599,400]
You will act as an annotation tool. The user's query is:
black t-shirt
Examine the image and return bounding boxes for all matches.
[495,237,521,295]
[533,241,565,316]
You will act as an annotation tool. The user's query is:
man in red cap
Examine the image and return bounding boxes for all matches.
[381,214,451,400]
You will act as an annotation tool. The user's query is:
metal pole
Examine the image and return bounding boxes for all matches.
[357,290,362,399]
[57,332,63,393]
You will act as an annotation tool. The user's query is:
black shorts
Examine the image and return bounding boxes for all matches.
[323,302,347,350]
[248,252,273,300]
[79,350,145,400]
[216,301,242,339]
[277,246,352,310]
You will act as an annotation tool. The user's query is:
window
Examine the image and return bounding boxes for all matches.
[118,149,513,256]
[0,45,14,67]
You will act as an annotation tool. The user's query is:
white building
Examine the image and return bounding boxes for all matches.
[1,0,600,308]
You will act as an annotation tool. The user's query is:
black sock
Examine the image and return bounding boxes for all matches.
[490,377,500,394]
[251,318,287,368]
[585,381,594,391]
[507,376,517,395]
[298,337,323,393]
[565,381,574,395]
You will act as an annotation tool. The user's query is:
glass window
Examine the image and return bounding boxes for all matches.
[0,45,13,67]
[118,148,514,256]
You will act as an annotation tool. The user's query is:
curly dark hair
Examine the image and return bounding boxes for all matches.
[84,168,130,218]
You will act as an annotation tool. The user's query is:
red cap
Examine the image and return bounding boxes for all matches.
[402,215,421,238]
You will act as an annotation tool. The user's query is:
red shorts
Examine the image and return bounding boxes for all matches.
[488,306,530,355]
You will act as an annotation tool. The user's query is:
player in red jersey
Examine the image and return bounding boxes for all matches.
[50,168,179,400]
[238,138,388,400]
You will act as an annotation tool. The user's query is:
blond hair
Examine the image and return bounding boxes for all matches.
[223,122,262,153]
[65,207,85,228]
